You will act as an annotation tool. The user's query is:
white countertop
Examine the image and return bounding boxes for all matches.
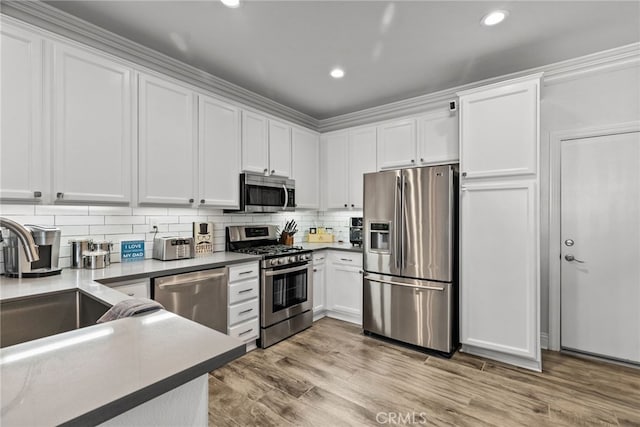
[299,242,363,253]
[0,252,261,425]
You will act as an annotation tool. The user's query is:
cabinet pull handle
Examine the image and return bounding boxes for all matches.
[239,328,254,336]
[340,258,353,262]
[200,199,205,204]
[239,308,253,315]
[189,198,194,203]
[34,191,42,198]
[56,192,64,199]
[238,270,254,275]
[127,293,134,296]
[238,288,252,294]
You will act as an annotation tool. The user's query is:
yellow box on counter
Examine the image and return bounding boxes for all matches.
[307,233,334,243]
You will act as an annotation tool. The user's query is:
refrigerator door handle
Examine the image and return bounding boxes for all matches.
[364,275,445,291]
[401,173,407,270]
[394,175,401,270]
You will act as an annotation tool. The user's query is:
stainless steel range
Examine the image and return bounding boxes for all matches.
[226,225,313,348]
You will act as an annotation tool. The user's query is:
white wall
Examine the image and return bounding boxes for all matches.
[539,63,640,333]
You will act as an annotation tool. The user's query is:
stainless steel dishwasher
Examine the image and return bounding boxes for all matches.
[152,268,228,333]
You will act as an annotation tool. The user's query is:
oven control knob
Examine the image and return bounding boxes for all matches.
[301,254,309,261]
[289,256,297,263]
[270,259,278,266]
[278,258,286,265]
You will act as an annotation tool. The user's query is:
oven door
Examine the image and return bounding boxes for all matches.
[242,174,295,213]
[262,262,313,326]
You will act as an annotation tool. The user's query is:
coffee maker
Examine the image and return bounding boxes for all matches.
[3,224,62,278]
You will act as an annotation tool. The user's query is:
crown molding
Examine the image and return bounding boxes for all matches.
[318,43,640,133]
[0,0,319,130]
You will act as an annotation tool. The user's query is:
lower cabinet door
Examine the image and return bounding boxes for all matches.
[326,263,362,321]
[460,181,540,366]
[312,263,326,314]
[229,318,259,342]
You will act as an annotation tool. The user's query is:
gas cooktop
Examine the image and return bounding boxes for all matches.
[235,244,307,256]
[226,225,311,263]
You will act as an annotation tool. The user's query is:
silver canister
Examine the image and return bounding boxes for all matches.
[90,241,113,266]
[83,250,109,270]
[69,239,92,269]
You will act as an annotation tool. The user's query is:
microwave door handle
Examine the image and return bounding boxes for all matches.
[283,184,288,210]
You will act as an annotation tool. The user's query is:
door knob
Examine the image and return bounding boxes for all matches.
[564,255,585,263]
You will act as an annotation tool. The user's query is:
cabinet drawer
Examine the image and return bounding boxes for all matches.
[228,318,259,343]
[229,278,259,304]
[113,282,149,299]
[229,298,258,326]
[313,252,327,264]
[228,262,259,283]
[329,252,362,267]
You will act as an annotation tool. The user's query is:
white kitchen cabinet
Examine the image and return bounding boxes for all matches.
[52,43,133,204]
[198,95,241,208]
[457,74,541,371]
[291,127,320,209]
[268,119,292,177]
[321,131,349,209]
[322,127,376,210]
[138,74,197,205]
[377,118,416,170]
[241,112,291,177]
[325,251,363,325]
[417,110,459,166]
[227,261,260,350]
[459,77,539,180]
[312,251,327,320]
[0,23,46,201]
[460,181,539,369]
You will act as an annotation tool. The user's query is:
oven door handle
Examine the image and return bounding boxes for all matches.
[283,184,289,210]
[264,264,309,276]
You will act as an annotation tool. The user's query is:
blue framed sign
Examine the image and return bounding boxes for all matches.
[121,240,145,262]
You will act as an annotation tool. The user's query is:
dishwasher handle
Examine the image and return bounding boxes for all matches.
[157,271,227,290]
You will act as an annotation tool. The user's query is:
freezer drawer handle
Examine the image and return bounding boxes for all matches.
[157,273,226,289]
[364,275,445,291]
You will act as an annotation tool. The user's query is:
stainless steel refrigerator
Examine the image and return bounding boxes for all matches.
[363,164,458,354]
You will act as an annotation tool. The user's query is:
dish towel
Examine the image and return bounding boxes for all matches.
[97,298,165,323]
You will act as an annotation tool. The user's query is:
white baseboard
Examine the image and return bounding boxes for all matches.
[325,310,362,326]
[461,344,542,372]
[540,333,549,350]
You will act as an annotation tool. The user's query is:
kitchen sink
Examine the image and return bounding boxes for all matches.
[0,290,111,348]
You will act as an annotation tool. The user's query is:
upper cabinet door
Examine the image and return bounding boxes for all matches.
[268,119,292,177]
[292,127,320,209]
[377,119,416,170]
[52,44,133,203]
[138,74,196,205]
[199,95,241,208]
[241,111,269,174]
[0,23,45,201]
[417,111,459,166]
[348,126,377,209]
[322,132,349,209]
[458,77,540,179]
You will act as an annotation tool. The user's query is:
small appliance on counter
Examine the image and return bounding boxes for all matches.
[307,227,334,243]
[2,224,62,278]
[193,222,214,256]
[153,236,194,261]
[350,217,363,247]
[69,238,92,269]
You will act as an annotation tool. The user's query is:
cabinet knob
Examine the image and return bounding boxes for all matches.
[462,172,467,177]
[313,268,317,272]
[344,204,348,208]
[271,169,275,174]
[351,204,354,208]
[33,191,42,198]
[200,199,205,204]
[56,192,64,199]
[420,158,424,163]
[263,168,268,173]
[411,159,415,163]
[189,198,194,203]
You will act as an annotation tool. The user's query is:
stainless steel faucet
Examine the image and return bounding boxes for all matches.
[0,217,40,262]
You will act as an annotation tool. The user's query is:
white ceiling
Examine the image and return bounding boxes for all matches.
[45,1,640,120]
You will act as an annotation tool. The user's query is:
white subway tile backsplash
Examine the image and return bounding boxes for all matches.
[146,216,179,225]
[8,216,55,226]
[58,225,90,236]
[179,216,208,224]
[55,216,105,225]
[132,207,168,216]
[168,208,199,216]
[105,216,145,225]
[89,206,133,216]
[0,204,36,215]
[168,223,192,232]
[90,224,132,235]
[36,205,89,215]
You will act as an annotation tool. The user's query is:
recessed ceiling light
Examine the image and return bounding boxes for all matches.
[481,10,508,26]
[220,0,240,9]
[330,68,345,79]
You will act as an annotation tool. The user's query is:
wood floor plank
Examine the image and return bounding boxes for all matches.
[210,318,640,427]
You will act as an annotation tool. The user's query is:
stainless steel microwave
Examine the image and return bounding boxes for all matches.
[225,173,295,213]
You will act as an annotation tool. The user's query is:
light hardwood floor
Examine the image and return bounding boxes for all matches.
[209,318,640,426]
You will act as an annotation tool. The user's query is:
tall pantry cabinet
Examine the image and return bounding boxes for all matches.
[457,74,542,371]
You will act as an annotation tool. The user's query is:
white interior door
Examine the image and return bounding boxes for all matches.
[561,131,640,364]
